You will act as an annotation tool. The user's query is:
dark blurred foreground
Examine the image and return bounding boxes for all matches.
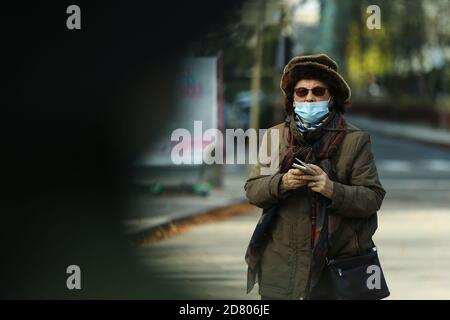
[2,1,246,299]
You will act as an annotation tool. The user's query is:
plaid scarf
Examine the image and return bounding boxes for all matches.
[294,112,330,134]
[245,110,347,296]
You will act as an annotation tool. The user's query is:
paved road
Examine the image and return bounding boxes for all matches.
[137,124,450,300]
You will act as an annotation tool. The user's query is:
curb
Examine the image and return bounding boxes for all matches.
[132,201,256,246]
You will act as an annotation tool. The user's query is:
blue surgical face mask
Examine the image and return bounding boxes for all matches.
[293,99,330,124]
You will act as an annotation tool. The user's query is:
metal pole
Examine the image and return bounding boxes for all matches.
[249,0,266,130]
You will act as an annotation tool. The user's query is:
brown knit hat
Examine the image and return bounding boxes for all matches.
[280,53,351,103]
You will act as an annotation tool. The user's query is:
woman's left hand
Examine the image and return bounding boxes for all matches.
[298,164,334,199]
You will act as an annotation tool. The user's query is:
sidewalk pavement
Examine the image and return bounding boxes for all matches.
[140,206,450,299]
[123,165,249,235]
[124,115,450,236]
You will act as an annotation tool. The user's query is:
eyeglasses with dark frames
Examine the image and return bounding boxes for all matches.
[294,86,327,97]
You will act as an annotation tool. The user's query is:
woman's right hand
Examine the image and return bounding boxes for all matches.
[279,169,309,193]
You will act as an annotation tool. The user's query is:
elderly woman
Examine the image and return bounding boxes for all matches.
[244,54,387,300]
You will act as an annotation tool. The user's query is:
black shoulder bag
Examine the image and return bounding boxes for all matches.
[326,246,390,300]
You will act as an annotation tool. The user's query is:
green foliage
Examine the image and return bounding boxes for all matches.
[332,0,448,100]
[346,22,392,87]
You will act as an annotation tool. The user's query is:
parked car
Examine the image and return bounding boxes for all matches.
[231,90,269,130]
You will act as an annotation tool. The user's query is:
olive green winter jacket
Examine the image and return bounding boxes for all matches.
[244,120,386,300]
